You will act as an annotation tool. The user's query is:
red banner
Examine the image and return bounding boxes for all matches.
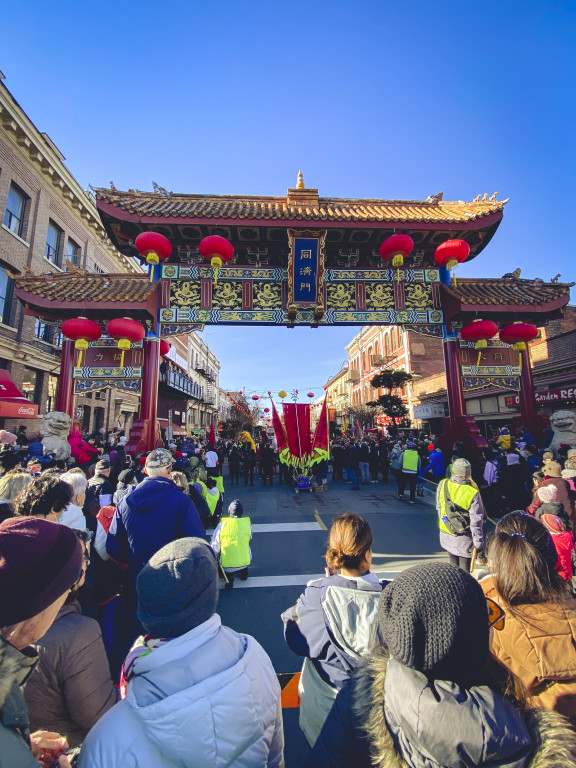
[271,400,288,456]
[312,398,330,461]
[283,403,312,460]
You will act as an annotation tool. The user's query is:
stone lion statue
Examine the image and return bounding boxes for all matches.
[548,410,576,452]
[40,411,72,460]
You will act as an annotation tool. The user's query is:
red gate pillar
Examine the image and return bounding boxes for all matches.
[56,338,75,417]
[126,335,163,455]
[518,345,542,437]
[443,335,465,426]
[438,334,487,463]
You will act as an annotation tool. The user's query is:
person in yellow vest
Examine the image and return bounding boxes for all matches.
[210,499,251,590]
[397,440,421,504]
[436,458,484,572]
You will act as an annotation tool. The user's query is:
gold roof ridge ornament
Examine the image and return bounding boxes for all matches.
[296,170,305,189]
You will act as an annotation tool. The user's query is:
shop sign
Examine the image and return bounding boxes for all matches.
[414,402,446,419]
[505,387,576,407]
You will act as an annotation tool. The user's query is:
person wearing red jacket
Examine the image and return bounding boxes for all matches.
[77,435,100,468]
[539,513,574,581]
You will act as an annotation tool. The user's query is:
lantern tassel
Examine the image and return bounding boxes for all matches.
[119,350,125,370]
[476,349,482,367]
[518,353,522,374]
[77,349,83,368]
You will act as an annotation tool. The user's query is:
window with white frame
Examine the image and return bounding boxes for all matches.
[66,239,81,266]
[45,221,62,264]
[3,186,26,238]
[0,267,14,325]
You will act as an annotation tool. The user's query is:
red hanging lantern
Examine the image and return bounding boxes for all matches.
[379,234,414,276]
[159,339,171,357]
[461,319,499,366]
[499,322,538,372]
[106,318,145,369]
[251,395,260,401]
[61,317,102,367]
[199,235,234,283]
[434,239,470,274]
[135,232,172,267]
[264,407,270,413]
[307,392,315,398]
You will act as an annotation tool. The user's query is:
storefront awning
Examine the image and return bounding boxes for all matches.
[0,370,39,418]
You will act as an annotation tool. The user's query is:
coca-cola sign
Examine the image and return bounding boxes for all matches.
[0,400,39,418]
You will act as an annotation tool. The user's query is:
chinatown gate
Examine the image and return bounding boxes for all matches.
[13,176,572,457]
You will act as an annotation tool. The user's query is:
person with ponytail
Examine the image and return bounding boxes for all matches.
[480,511,576,726]
[281,514,386,747]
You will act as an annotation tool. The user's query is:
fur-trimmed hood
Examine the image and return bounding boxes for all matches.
[352,649,576,768]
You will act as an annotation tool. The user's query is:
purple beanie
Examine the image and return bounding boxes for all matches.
[0,517,83,626]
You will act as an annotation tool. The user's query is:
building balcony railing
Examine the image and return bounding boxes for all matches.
[161,369,202,399]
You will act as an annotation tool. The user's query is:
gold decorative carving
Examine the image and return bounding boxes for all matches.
[170,280,201,309]
[213,281,242,309]
[253,282,281,310]
[327,282,356,310]
[365,283,395,310]
[404,283,432,309]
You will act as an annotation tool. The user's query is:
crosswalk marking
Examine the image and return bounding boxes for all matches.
[251,522,324,533]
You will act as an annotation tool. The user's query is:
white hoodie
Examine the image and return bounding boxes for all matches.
[79,614,284,768]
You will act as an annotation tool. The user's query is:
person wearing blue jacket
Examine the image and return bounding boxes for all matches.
[107,448,205,638]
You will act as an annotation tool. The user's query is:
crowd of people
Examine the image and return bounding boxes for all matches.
[1,421,576,766]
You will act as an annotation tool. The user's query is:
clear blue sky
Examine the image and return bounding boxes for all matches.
[3,1,574,398]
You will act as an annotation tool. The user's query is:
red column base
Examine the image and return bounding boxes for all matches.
[126,418,164,456]
[437,416,489,472]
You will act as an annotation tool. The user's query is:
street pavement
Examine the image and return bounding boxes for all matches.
[211,469,445,767]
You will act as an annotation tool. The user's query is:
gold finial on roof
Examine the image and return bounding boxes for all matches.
[296,170,305,189]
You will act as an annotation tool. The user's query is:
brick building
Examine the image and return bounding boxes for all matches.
[0,74,139,436]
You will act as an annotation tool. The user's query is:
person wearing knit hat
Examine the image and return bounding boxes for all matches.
[436,457,484,571]
[528,463,575,525]
[79,538,284,768]
[0,517,83,768]
[481,511,576,730]
[0,429,17,446]
[562,458,576,492]
[308,560,576,768]
[210,499,252,589]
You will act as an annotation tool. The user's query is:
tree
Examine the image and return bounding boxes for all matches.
[371,368,415,392]
[367,393,408,420]
[348,404,378,430]
[219,395,254,438]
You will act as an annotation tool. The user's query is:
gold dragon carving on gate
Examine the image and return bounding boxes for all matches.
[253,282,281,310]
[213,281,242,309]
[170,280,201,309]
[404,282,432,310]
[365,283,395,310]
[327,283,356,310]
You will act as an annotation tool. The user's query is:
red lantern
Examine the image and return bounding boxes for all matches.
[135,232,172,266]
[434,239,470,271]
[461,319,499,366]
[106,318,145,369]
[264,407,270,413]
[61,317,101,367]
[379,234,414,270]
[160,339,171,357]
[252,395,260,401]
[499,322,538,372]
[307,392,315,398]
[199,235,234,283]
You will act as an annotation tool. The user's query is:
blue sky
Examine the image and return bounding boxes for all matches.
[3,1,574,397]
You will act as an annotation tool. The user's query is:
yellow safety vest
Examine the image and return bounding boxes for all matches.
[206,490,220,516]
[402,450,419,472]
[196,480,208,498]
[215,476,225,494]
[220,517,251,568]
[438,479,477,536]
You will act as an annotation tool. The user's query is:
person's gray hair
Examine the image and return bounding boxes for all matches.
[60,470,88,496]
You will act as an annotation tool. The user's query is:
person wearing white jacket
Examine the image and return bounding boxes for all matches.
[79,537,284,768]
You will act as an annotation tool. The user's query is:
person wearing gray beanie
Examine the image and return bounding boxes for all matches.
[307,562,576,768]
[436,457,484,571]
[79,537,284,768]
[210,500,252,589]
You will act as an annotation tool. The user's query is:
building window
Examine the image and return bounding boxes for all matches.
[0,267,14,326]
[22,368,42,404]
[66,239,80,267]
[93,263,104,274]
[391,329,398,352]
[45,221,62,264]
[3,186,26,238]
[34,319,52,343]
[398,326,403,346]
[46,374,59,412]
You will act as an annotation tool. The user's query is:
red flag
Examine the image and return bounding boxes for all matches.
[270,400,289,462]
[283,403,313,467]
[311,397,330,464]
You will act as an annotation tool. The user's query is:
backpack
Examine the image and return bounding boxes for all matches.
[441,480,471,535]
